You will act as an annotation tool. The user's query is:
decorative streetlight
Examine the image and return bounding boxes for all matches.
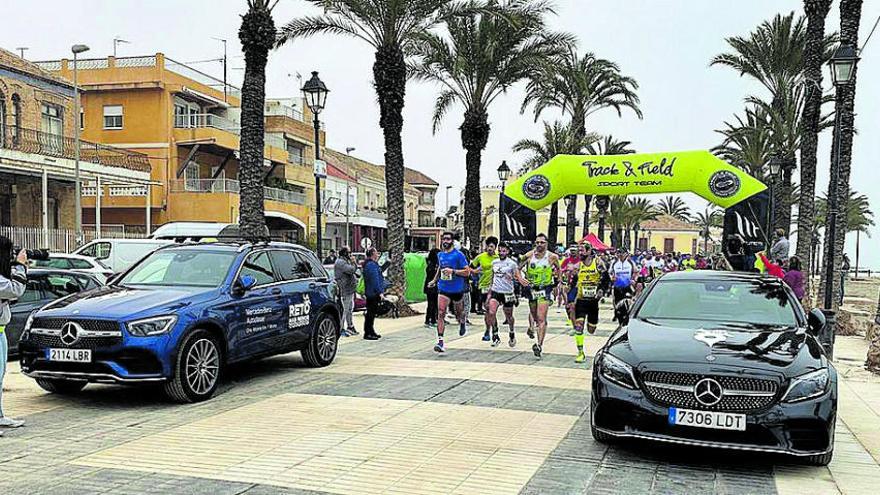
[301,71,329,259]
[823,45,859,311]
[497,160,510,241]
[71,43,90,243]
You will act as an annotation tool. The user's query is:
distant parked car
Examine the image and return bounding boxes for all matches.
[31,253,114,282]
[74,238,173,273]
[4,269,104,359]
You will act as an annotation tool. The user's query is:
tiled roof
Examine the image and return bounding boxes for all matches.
[0,47,74,89]
[404,167,438,186]
[640,214,700,232]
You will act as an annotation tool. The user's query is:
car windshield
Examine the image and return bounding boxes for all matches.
[118,249,236,287]
[637,279,798,328]
[32,258,70,269]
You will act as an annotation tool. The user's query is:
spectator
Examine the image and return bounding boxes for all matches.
[333,246,359,337]
[769,228,790,263]
[362,247,385,340]
[783,256,806,303]
[840,253,851,305]
[758,251,785,279]
[1,236,28,432]
[322,249,337,265]
[424,248,440,327]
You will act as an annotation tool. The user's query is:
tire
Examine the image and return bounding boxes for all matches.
[35,378,87,395]
[163,329,222,403]
[591,423,616,444]
[804,450,833,466]
[302,312,339,367]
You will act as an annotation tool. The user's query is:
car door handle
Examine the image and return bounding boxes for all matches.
[271,287,282,295]
[308,283,317,290]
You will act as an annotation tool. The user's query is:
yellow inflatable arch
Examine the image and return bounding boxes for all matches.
[503,150,766,210]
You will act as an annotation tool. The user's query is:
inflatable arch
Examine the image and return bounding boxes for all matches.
[503,150,766,210]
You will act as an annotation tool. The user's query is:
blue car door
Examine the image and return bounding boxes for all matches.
[230,250,287,360]
[293,250,331,338]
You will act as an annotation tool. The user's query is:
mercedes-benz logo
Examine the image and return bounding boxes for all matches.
[60,322,83,346]
[693,378,723,406]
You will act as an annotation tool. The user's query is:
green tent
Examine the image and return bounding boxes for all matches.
[356,253,427,303]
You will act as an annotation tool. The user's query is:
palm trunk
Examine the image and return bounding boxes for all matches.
[237,5,275,242]
[547,201,559,247]
[820,0,862,310]
[374,45,413,314]
[582,195,592,237]
[461,108,490,250]
[796,0,831,286]
[779,157,795,231]
[565,195,577,246]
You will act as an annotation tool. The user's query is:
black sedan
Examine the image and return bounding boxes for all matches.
[591,270,836,465]
[4,269,103,358]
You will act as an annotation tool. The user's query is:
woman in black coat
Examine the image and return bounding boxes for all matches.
[424,248,440,327]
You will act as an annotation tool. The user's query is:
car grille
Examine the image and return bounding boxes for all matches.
[28,333,122,350]
[641,371,778,412]
[32,318,121,333]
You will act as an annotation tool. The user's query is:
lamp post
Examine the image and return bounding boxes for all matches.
[823,44,859,310]
[301,71,329,259]
[767,154,782,238]
[71,43,90,243]
[496,160,510,241]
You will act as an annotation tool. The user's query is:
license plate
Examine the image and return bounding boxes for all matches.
[668,408,746,431]
[47,348,92,363]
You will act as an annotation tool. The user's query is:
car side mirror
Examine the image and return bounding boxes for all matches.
[233,274,257,296]
[807,308,826,337]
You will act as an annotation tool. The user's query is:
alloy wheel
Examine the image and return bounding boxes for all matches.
[185,338,219,395]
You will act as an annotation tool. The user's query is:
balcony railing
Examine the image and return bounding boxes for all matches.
[174,113,240,135]
[169,179,306,206]
[0,125,151,172]
[165,57,242,99]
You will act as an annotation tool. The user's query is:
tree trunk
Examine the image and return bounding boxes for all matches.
[461,108,490,250]
[237,5,275,242]
[565,195,577,247]
[778,157,795,232]
[547,201,559,247]
[796,0,831,286]
[582,195,592,237]
[373,45,413,314]
[820,0,862,310]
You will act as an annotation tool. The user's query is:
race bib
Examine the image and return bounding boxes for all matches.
[482,287,490,294]
[440,270,453,281]
[504,293,517,303]
[581,285,598,299]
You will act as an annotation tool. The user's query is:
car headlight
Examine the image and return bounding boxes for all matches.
[783,368,829,403]
[127,316,178,337]
[599,352,639,390]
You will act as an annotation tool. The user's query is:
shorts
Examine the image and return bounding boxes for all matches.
[575,298,600,325]
[566,285,578,304]
[439,291,464,303]
[525,285,553,304]
[490,292,517,308]
[613,286,634,304]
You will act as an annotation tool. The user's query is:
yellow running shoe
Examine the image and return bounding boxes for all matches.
[575,352,586,364]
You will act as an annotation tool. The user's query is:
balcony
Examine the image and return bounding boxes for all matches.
[174,113,240,135]
[169,179,306,205]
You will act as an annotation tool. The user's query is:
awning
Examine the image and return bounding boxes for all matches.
[580,233,611,252]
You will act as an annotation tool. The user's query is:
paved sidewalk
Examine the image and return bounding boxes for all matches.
[1,301,877,494]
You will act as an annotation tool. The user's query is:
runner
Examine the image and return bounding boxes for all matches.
[560,245,582,334]
[610,249,637,308]
[485,242,530,347]
[427,232,471,353]
[520,233,560,359]
[470,236,499,342]
[573,246,606,363]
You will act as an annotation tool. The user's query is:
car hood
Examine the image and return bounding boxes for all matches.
[609,318,825,372]
[37,285,218,320]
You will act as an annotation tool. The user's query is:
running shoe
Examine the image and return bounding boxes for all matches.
[575,352,586,364]
[459,322,467,336]
[0,417,25,428]
[348,328,360,336]
[340,329,353,338]
[434,341,446,353]
[532,343,542,359]
[508,334,517,348]
[527,327,535,339]
[482,332,491,341]
[491,334,501,347]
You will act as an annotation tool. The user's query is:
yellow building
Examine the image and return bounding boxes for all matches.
[635,215,703,254]
[36,53,319,240]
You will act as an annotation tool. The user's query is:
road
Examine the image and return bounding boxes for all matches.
[1,300,878,494]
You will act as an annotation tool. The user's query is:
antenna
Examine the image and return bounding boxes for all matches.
[15,47,28,59]
[346,147,356,154]
[113,37,131,57]
[212,37,228,102]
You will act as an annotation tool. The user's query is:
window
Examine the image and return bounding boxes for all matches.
[184,163,200,190]
[33,258,73,269]
[287,141,304,164]
[121,250,237,287]
[269,250,308,281]
[239,251,276,286]
[69,258,94,270]
[43,274,84,299]
[18,278,45,303]
[78,241,111,260]
[41,103,64,153]
[11,94,21,143]
[103,105,123,129]
[80,107,84,130]
[663,238,674,253]
[0,93,6,147]
[294,251,326,279]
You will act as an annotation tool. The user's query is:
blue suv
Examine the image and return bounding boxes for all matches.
[18,242,340,403]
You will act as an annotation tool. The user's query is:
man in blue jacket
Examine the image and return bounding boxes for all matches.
[362,247,385,340]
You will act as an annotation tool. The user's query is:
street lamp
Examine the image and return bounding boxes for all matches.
[302,71,329,259]
[823,44,859,311]
[71,43,90,242]
[497,160,511,241]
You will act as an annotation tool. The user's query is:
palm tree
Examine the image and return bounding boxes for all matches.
[522,48,641,246]
[694,207,723,254]
[796,0,833,283]
[815,191,874,237]
[411,0,571,248]
[713,105,773,182]
[625,197,658,251]
[512,121,598,247]
[585,136,635,238]
[238,0,278,241]
[278,0,463,307]
[656,195,691,222]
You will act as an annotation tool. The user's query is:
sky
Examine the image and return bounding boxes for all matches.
[4,0,878,269]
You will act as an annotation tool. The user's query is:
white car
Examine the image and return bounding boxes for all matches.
[74,238,173,273]
[31,253,115,283]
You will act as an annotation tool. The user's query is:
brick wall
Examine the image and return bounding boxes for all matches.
[0,48,76,137]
